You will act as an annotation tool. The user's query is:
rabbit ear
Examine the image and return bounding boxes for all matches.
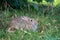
[21,16,28,21]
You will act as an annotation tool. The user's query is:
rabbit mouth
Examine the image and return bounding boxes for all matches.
[32,25,38,31]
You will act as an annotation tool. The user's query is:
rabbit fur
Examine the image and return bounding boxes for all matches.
[7,16,38,32]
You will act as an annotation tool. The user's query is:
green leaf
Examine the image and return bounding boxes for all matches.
[45,0,54,2]
[30,3,39,11]
[33,0,42,3]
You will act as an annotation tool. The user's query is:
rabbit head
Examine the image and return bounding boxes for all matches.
[21,16,38,31]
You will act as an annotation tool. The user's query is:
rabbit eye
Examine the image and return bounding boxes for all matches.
[31,20,32,22]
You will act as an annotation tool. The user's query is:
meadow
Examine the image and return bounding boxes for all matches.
[0,0,60,40]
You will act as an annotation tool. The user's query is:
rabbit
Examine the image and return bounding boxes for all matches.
[7,16,38,32]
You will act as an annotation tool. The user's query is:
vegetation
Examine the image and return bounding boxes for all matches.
[0,0,60,40]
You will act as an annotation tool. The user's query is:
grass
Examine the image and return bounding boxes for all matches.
[0,5,60,40]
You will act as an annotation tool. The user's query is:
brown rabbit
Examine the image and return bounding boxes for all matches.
[7,16,38,32]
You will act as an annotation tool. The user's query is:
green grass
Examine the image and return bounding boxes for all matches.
[0,6,60,40]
